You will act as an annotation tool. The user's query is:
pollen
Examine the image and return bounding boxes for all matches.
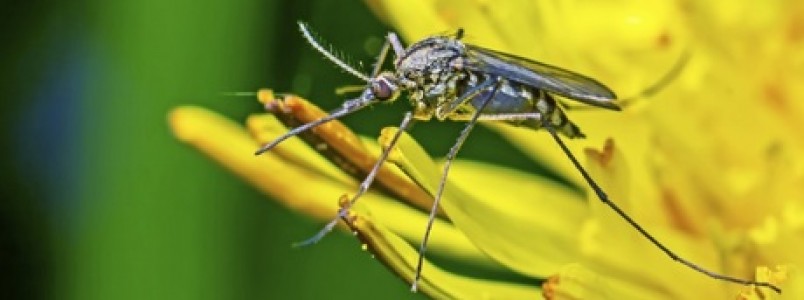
[541,275,560,300]
[338,194,350,208]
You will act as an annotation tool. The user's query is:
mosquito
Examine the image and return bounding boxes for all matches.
[255,22,781,294]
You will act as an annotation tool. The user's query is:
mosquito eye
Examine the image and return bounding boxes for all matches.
[372,79,397,101]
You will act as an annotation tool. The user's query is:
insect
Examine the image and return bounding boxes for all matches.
[255,22,782,294]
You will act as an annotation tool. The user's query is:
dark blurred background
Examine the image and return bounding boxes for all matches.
[0,1,541,299]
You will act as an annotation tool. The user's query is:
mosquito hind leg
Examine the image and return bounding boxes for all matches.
[540,121,782,293]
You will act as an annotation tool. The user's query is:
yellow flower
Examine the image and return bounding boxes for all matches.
[365,0,800,298]
[170,0,803,298]
[170,91,567,298]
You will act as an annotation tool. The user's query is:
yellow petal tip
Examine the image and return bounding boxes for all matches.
[168,106,224,143]
[584,138,616,168]
[736,265,788,299]
[256,88,275,106]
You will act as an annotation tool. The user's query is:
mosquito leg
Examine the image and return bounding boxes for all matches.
[335,85,366,96]
[411,77,503,292]
[293,112,415,247]
[436,77,498,118]
[446,112,542,122]
[255,93,378,155]
[388,32,405,57]
[371,34,392,78]
[541,123,782,294]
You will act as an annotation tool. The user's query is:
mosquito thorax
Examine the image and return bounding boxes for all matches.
[394,35,469,120]
[395,36,467,88]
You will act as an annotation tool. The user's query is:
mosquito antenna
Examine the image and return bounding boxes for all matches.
[412,78,501,292]
[254,95,375,155]
[293,111,415,247]
[542,124,782,294]
[298,21,371,82]
[220,91,258,97]
[335,85,366,95]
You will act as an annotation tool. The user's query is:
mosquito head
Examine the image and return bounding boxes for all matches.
[369,72,401,102]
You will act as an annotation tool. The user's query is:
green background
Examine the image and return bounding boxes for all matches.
[1,0,541,299]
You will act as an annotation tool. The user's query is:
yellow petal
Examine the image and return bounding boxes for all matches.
[383,127,589,277]
[380,126,440,198]
[448,160,589,277]
[345,202,543,299]
[254,90,435,213]
[580,139,741,298]
[541,263,670,300]
[735,266,788,300]
[169,105,349,219]
[582,139,679,235]
[485,114,662,220]
[364,0,449,42]
[360,189,506,273]
[170,105,504,273]
[246,113,356,186]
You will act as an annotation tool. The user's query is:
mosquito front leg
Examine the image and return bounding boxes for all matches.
[370,34,393,78]
[388,32,405,58]
[293,112,415,247]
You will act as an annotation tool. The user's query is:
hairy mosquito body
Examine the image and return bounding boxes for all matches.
[254,22,781,294]
[397,34,585,137]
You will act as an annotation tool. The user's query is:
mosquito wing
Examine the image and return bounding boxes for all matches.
[465,45,620,110]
